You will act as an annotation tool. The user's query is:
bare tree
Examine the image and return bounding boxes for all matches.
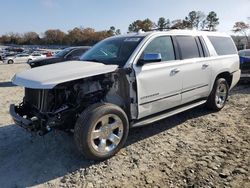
[232,21,250,46]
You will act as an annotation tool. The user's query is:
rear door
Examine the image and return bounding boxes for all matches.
[133,36,182,119]
[175,36,211,104]
[14,55,22,63]
[23,55,29,62]
[18,54,29,63]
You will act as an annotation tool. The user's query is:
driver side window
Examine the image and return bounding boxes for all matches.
[143,36,175,62]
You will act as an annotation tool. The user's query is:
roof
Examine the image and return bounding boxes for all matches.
[119,29,230,38]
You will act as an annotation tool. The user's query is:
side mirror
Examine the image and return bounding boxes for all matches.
[137,53,162,66]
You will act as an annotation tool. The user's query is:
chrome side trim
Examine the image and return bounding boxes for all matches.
[139,84,208,106]
[131,100,207,128]
[181,84,209,94]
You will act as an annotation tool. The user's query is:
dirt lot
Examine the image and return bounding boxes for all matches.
[0,63,249,188]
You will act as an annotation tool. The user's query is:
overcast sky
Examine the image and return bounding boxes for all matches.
[0,0,249,35]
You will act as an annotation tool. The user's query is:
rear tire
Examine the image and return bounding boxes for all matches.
[74,103,129,160]
[8,60,14,64]
[206,78,229,111]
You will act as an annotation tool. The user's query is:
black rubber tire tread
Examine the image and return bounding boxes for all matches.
[206,78,229,111]
[8,60,14,64]
[74,102,129,160]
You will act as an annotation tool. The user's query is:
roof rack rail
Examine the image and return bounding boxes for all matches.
[146,27,180,32]
[147,28,209,32]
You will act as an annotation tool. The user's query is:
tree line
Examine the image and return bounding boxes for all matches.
[128,11,219,32]
[0,10,249,47]
[0,26,120,46]
[0,10,220,46]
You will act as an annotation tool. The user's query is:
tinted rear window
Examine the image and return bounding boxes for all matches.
[176,36,200,59]
[208,36,237,55]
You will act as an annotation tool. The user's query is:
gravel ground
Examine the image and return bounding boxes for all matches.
[0,63,249,188]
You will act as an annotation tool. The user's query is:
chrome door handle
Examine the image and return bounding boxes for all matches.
[202,64,209,69]
[171,68,180,75]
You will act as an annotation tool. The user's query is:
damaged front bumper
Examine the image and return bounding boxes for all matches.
[9,104,33,130]
[10,102,75,135]
[9,104,53,135]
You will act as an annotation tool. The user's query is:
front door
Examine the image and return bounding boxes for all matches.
[133,36,182,119]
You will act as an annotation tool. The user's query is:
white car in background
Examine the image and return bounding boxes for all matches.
[30,53,47,61]
[3,53,33,64]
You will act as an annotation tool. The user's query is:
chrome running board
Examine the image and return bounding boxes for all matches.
[131,100,207,128]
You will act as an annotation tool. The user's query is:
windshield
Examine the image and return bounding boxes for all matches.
[80,36,144,67]
[55,48,72,58]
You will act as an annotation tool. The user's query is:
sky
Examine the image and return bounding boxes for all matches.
[0,0,249,35]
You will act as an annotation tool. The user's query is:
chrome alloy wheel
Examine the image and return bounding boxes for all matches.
[90,114,124,154]
[215,82,227,108]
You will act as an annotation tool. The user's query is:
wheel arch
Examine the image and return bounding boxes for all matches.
[215,71,233,88]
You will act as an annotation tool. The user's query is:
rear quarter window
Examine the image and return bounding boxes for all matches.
[208,36,237,55]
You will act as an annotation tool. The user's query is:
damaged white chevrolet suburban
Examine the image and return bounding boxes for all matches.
[10,30,240,160]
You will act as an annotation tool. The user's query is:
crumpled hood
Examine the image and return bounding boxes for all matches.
[12,61,118,89]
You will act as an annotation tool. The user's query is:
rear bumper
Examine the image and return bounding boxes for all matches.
[230,70,241,90]
[9,104,33,129]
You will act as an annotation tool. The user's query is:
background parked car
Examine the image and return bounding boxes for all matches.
[239,49,250,72]
[40,51,53,57]
[0,53,3,61]
[239,49,250,81]
[29,53,47,61]
[1,51,18,61]
[28,46,91,68]
[3,53,32,64]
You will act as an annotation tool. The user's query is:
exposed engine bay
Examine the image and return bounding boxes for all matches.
[14,70,131,135]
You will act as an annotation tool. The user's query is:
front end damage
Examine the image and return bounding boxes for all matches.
[10,70,131,135]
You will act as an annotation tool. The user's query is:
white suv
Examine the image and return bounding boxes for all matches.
[10,30,240,160]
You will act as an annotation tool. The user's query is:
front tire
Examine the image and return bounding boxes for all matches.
[74,103,129,160]
[206,78,229,111]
